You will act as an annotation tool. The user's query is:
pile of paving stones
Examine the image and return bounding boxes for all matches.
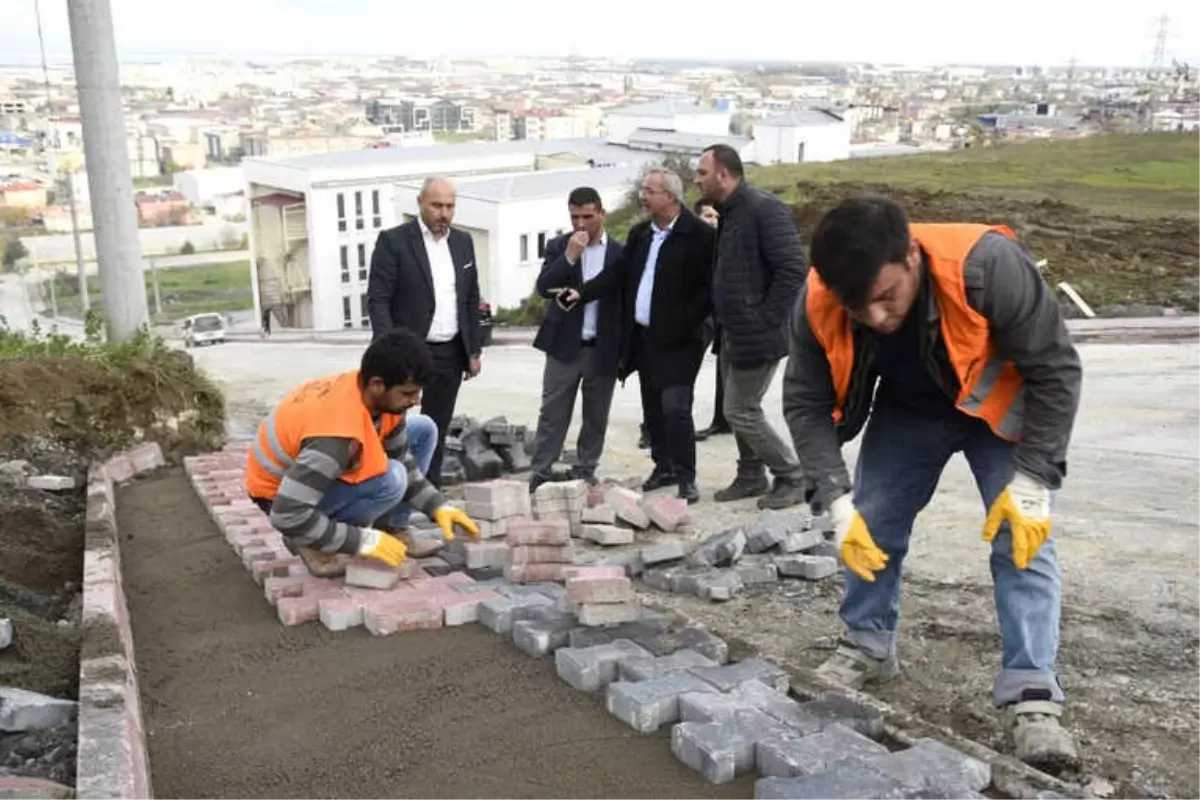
[441,415,533,485]
[183,444,996,798]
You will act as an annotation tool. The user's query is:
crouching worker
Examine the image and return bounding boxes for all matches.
[245,328,479,577]
[784,196,1082,770]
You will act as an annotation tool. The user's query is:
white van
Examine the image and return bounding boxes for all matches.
[181,313,227,347]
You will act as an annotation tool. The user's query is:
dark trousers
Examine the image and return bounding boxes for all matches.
[635,330,698,483]
[529,345,616,481]
[421,338,467,488]
[709,349,728,428]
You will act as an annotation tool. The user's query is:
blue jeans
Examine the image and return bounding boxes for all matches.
[314,412,437,530]
[840,401,1064,707]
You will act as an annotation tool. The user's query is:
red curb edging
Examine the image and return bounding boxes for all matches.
[75,443,164,799]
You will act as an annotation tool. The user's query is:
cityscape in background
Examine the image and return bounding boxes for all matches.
[1,41,1197,329]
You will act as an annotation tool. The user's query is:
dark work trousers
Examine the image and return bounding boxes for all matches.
[709,349,728,429]
[635,328,698,483]
[421,338,467,488]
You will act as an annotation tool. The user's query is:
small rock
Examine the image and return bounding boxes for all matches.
[0,688,78,732]
[26,475,77,492]
[689,527,747,568]
[0,618,11,649]
[775,554,838,581]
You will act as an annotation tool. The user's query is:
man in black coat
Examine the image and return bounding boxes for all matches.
[573,169,714,503]
[695,144,810,510]
[528,187,625,491]
[367,176,482,488]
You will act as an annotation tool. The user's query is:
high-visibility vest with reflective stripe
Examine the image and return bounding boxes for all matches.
[244,370,403,500]
[806,223,1025,441]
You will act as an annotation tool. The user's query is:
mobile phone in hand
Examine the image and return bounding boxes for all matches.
[556,289,579,311]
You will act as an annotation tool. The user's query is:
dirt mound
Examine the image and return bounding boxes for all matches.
[790,182,1200,312]
[0,607,81,699]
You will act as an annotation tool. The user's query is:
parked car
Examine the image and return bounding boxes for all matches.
[478,300,493,347]
[181,312,227,347]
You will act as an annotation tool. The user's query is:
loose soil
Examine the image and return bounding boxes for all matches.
[118,468,753,799]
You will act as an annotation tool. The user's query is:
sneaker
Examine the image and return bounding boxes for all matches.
[815,642,901,689]
[757,477,810,510]
[1008,690,1080,772]
[713,475,769,502]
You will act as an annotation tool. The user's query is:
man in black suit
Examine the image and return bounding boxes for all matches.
[367,176,481,488]
[528,187,624,492]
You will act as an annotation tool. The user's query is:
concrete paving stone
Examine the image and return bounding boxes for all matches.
[477,592,553,634]
[345,557,407,590]
[464,498,528,520]
[563,564,625,581]
[0,688,78,733]
[692,569,745,602]
[642,564,688,592]
[577,599,641,626]
[440,549,467,570]
[753,769,909,799]
[675,626,730,663]
[581,504,617,524]
[465,565,506,581]
[581,523,634,546]
[504,562,567,582]
[277,594,320,626]
[554,639,653,692]
[644,496,690,532]
[672,721,756,785]
[618,648,718,682]
[859,737,992,796]
[250,556,301,585]
[688,527,747,568]
[641,539,690,566]
[362,596,443,635]
[511,611,579,657]
[505,517,572,546]
[731,681,824,736]
[805,540,840,560]
[779,529,826,554]
[0,776,74,799]
[441,589,503,625]
[690,658,791,693]
[318,596,364,631]
[735,556,780,586]
[567,574,633,604]
[745,512,793,553]
[605,486,650,529]
[755,722,888,778]
[262,574,310,605]
[475,518,510,539]
[415,556,453,576]
[799,692,886,739]
[605,674,718,733]
[26,475,77,491]
[567,614,673,649]
[508,544,574,564]
[775,554,838,581]
[597,549,645,577]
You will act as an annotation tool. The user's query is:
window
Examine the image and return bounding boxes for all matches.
[357,243,367,281]
[336,193,346,232]
[339,245,349,283]
[342,296,352,328]
[519,234,529,263]
[537,231,547,259]
[360,294,370,328]
[354,191,364,230]
[371,189,382,228]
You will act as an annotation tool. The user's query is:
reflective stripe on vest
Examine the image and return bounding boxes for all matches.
[251,408,293,479]
[807,223,1025,442]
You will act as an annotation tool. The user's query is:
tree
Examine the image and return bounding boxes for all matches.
[180,240,195,255]
[2,238,29,270]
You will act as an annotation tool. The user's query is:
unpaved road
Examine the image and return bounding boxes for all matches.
[188,336,1200,799]
[119,469,753,799]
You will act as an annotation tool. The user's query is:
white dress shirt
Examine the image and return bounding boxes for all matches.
[419,218,458,343]
[578,232,607,341]
[634,215,677,327]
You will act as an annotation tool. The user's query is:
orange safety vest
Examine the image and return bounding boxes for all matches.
[806,223,1025,441]
[244,370,404,500]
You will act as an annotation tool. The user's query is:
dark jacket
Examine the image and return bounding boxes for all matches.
[592,209,715,387]
[532,232,625,377]
[711,181,808,368]
[782,231,1083,510]
[366,219,482,356]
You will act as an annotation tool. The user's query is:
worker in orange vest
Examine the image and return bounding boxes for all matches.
[783,196,1082,771]
[245,328,478,578]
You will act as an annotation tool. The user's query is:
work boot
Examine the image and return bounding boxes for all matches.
[815,641,901,689]
[295,546,349,579]
[568,467,599,486]
[1008,690,1080,772]
[642,467,677,492]
[713,474,769,502]
[757,477,811,510]
[677,481,700,505]
[388,526,445,558]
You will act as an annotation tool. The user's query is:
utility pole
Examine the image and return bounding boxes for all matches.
[66,0,149,341]
[149,257,162,318]
[65,170,88,312]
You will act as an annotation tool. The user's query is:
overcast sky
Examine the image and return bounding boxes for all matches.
[3,0,1197,69]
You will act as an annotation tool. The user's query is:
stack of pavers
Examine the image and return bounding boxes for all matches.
[446,479,529,579]
[441,414,533,485]
[565,564,640,626]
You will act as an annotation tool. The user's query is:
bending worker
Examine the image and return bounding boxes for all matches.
[245,328,478,577]
[783,195,1082,770]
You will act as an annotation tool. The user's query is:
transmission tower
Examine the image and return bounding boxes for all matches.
[1151,14,1168,78]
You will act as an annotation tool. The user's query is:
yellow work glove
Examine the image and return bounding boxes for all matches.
[829,494,889,582]
[983,471,1052,570]
[432,506,480,541]
[357,528,407,567]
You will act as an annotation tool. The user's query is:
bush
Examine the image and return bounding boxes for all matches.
[180,240,196,255]
[492,288,548,327]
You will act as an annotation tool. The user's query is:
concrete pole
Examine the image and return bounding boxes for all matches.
[67,0,148,341]
[66,170,89,312]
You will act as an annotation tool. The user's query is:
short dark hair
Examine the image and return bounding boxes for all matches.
[693,199,715,214]
[810,196,911,309]
[359,328,433,388]
[702,144,744,179]
[567,186,603,210]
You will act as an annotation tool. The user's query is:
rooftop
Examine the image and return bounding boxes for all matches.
[757,109,846,127]
[610,99,729,118]
[626,128,751,153]
[399,165,639,204]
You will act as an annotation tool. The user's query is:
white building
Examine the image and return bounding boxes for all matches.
[605,100,731,146]
[174,166,246,219]
[752,110,851,165]
[241,138,658,331]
